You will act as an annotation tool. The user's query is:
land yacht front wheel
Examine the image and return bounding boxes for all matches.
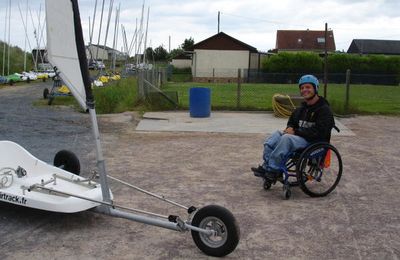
[191,205,240,257]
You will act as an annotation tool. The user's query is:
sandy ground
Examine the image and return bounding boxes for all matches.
[1,84,400,259]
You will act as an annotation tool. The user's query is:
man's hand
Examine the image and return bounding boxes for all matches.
[283,127,295,135]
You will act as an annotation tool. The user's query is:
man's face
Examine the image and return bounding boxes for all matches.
[300,83,315,99]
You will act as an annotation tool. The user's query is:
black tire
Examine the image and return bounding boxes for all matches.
[54,150,80,175]
[283,185,291,200]
[43,88,49,99]
[263,179,271,190]
[191,205,240,257]
[296,143,342,197]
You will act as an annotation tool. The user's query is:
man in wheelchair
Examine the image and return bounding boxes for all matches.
[251,74,335,184]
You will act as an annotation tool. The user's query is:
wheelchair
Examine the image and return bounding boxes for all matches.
[262,141,343,200]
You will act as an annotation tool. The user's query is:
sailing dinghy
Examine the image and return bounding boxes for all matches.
[0,0,240,257]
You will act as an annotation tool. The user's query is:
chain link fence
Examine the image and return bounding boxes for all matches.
[137,68,178,109]
[137,67,399,112]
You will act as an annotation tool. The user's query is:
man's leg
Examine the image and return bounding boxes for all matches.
[252,130,283,176]
[267,134,309,174]
[262,130,284,169]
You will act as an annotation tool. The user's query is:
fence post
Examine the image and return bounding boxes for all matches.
[158,70,162,88]
[212,68,215,83]
[137,70,145,99]
[237,68,241,109]
[345,69,351,113]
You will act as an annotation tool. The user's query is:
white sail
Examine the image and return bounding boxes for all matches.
[45,0,87,109]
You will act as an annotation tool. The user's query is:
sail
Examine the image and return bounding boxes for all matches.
[45,0,93,109]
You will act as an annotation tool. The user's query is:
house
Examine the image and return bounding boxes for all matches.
[275,30,336,52]
[86,44,128,61]
[347,39,400,55]
[191,32,263,82]
[170,53,191,69]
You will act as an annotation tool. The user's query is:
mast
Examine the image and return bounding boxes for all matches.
[24,0,28,71]
[7,0,11,75]
[18,2,34,69]
[90,0,98,45]
[69,0,112,203]
[2,1,8,75]
[111,4,120,71]
[45,0,112,204]
[142,7,150,65]
[95,0,106,61]
[101,0,114,66]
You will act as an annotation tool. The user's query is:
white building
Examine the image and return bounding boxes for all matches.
[191,32,263,82]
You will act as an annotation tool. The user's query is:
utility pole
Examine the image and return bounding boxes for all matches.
[323,22,328,98]
[218,11,220,33]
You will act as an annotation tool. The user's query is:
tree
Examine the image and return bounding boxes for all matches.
[145,47,155,62]
[181,37,194,51]
[153,45,168,61]
[168,48,184,60]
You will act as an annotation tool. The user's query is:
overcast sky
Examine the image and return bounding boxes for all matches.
[1,0,399,54]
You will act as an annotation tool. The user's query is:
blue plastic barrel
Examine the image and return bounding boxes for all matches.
[189,87,211,118]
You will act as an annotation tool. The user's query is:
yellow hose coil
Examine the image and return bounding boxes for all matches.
[272,94,297,118]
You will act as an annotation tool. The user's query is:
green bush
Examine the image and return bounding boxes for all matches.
[262,52,400,77]
[262,52,323,73]
[93,77,138,114]
[328,53,400,75]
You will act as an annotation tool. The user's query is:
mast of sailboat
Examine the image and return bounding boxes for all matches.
[142,7,150,65]
[29,7,40,70]
[111,4,120,71]
[87,0,98,61]
[136,0,145,67]
[90,0,98,45]
[36,8,47,66]
[71,0,112,203]
[7,0,11,75]
[2,1,8,76]
[23,0,28,71]
[18,2,34,71]
[128,20,138,57]
[101,0,114,66]
[95,0,106,61]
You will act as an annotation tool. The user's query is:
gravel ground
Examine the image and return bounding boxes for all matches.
[1,83,399,259]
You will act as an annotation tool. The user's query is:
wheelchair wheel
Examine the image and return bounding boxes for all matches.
[263,179,272,190]
[296,143,342,197]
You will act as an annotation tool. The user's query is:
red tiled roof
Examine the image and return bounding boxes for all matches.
[276,30,336,51]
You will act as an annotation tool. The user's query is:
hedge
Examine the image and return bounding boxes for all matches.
[262,52,400,75]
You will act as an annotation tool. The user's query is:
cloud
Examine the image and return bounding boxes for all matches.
[0,0,399,56]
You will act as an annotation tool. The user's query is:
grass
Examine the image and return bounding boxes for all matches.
[32,76,140,114]
[162,82,400,115]
[24,77,400,115]
[93,76,138,114]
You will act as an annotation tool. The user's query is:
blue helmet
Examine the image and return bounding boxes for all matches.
[299,74,319,93]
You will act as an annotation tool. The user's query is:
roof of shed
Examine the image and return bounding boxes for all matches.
[193,32,258,52]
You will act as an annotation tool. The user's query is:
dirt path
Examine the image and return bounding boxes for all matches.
[1,84,399,259]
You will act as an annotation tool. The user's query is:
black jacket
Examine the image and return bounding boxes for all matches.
[287,96,334,143]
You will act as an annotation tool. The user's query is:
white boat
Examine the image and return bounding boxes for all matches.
[0,140,103,213]
[0,0,239,257]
